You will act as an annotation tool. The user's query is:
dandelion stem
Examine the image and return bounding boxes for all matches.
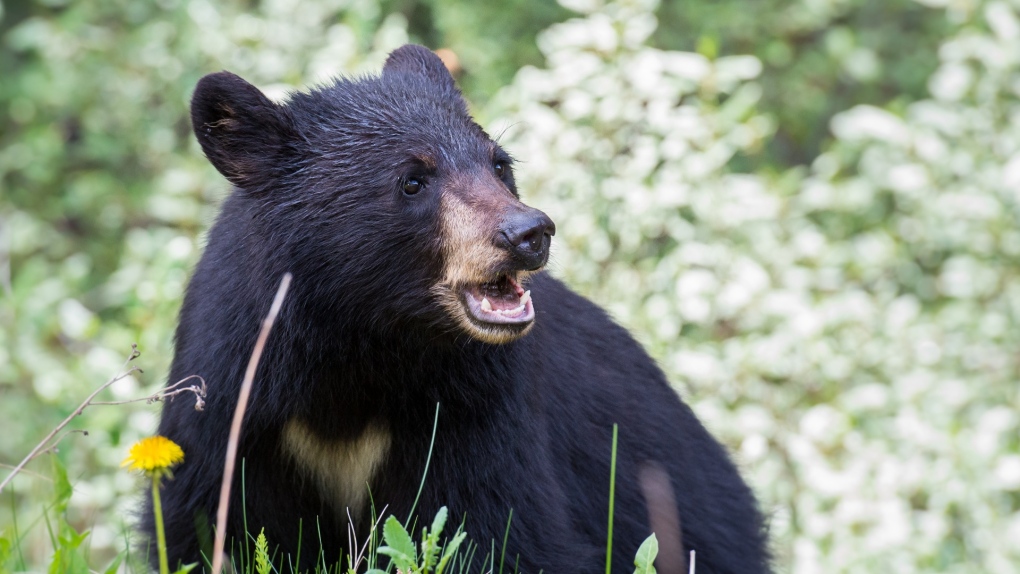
[152,474,170,574]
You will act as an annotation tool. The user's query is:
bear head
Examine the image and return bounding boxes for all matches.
[189,45,555,345]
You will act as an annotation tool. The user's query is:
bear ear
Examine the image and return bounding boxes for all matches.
[190,71,296,193]
[382,44,457,91]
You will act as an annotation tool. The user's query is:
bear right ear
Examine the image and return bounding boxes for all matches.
[190,71,296,193]
[382,44,457,92]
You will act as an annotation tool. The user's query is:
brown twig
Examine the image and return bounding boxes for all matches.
[639,461,686,574]
[1,346,139,493]
[0,463,53,482]
[0,347,209,495]
[90,374,208,410]
[210,273,292,574]
[0,347,140,494]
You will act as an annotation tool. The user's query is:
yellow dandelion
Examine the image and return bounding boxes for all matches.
[121,435,184,474]
[123,436,185,574]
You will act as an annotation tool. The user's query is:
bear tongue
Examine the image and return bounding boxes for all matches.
[480,289,532,312]
[474,275,524,310]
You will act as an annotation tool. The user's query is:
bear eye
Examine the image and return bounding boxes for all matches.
[494,161,508,178]
[403,177,424,195]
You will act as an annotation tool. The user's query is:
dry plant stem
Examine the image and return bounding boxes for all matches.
[0,346,141,495]
[0,362,206,494]
[347,504,388,572]
[210,273,292,574]
[638,462,685,574]
[90,374,207,408]
[0,464,52,482]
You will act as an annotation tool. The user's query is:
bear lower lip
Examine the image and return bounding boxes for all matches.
[462,275,535,325]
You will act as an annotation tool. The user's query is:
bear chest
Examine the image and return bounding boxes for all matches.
[280,418,392,518]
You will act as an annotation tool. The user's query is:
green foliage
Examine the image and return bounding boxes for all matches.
[2,0,1019,572]
[378,516,418,572]
[372,507,468,574]
[46,523,89,574]
[49,454,72,514]
[1,0,409,566]
[103,552,127,574]
[0,535,12,571]
[0,455,130,574]
[653,0,949,166]
[632,534,658,574]
[45,456,90,574]
[254,528,271,574]
[379,0,571,104]
[495,0,1020,571]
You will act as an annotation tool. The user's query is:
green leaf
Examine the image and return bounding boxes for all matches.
[170,564,198,574]
[383,516,417,559]
[421,506,449,572]
[102,551,125,574]
[0,534,13,568]
[378,516,417,572]
[430,507,448,540]
[633,534,658,574]
[255,528,270,574]
[420,532,437,571]
[47,523,90,574]
[377,547,416,573]
[44,517,90,574]
[50,456,73,514]
[435,532,467,574]
[46,547,64,574]
[57,523,89,552]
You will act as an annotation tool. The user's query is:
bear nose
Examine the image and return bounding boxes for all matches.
[499,208,556,270]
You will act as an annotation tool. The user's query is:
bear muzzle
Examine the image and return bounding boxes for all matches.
[437,189,555,342]
[455,207,554,329]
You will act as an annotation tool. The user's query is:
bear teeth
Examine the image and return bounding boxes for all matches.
[480,295,526,317]
[492,304,526,316]
[460,280,534,326]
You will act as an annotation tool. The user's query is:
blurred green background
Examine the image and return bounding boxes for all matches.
[2,0,1019,571]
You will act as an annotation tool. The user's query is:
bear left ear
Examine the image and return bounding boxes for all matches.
[191,71,297,194]
[382,44,457,91]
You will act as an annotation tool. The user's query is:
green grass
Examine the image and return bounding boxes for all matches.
[1,387,663,574]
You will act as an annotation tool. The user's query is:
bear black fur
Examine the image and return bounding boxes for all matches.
[143,45,770,573]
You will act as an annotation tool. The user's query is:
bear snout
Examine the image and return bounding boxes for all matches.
[497,207,556,270]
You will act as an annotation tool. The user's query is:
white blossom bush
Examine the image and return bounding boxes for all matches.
[4,0,1019,569]
[0,0,410,561]
[491,0,1020,571]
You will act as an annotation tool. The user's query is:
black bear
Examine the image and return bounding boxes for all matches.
[145,44,770,573]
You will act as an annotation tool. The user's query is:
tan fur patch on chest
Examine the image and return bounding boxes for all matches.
[281,419,392,518]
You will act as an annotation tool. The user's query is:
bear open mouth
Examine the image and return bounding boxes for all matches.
[462,274,534,325]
